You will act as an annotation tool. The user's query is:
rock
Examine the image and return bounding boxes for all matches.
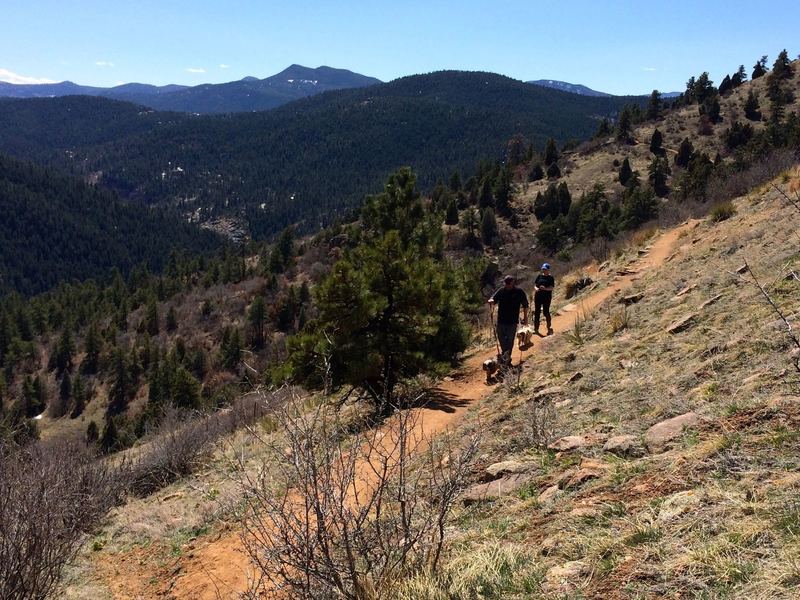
[545,561,589,589]
[619,292,645,305]
[736,264,748,274]
[620,359,636,369]
[548,435,588,452]
[461,474,530,505]
[562,351,576,363]
[657,490,701,523]
[484,460,533,481]
[538,484,562,504]
[666,313,698,334]
[700,294,724,309]
[674,283,697,298]
[567,371,583,383]
[533,386,563,401]
[603,435,645,458]
[540,535,561,555]
[599,261,609,272]
[570,506,600,518]
[644,412,700,453]
[564,468,603,489]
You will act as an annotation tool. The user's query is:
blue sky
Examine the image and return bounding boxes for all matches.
[1,0,798,94]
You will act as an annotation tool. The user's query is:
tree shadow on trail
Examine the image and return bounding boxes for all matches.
[412,388,473,414]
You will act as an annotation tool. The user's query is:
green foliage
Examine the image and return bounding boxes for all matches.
[675,137,695,168]
[723,121,755,150]
[284,169,469,413]
[0,153,220,296]
[648,156,672,197]
[545,162,561,179]
[646,90,662,120]
[144,296,159,336]
[618,157,633,186]
[649,129,664,155]
[709,201,737,222]
[543,138,559,166]
[86,420,99,444]
[616,106,633,142]
[99,417,119,454]
[621,185,659,229]
[444,198,459,225]
[247,296,267,349]
[533,183,571,221]
[219,326,242,371]
[107,348,131,416]
[165,306,178,333]
[744,90,762,121]
[752,55,768,80]
[481,208,499,246]
[527,163,544,182]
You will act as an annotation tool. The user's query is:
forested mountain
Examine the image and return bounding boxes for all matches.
[0,71,645,238]
[0,65,380,114]
[0,154,222,295]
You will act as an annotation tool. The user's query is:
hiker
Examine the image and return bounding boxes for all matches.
[488,275,529,365]
[534,262,555,335]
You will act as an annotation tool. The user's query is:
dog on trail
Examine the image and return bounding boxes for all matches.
[516,324,535,349]
[482,356,500,383]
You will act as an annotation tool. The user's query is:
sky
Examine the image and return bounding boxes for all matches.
[2,0,798,95]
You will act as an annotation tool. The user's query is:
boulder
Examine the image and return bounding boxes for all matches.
[567,371,583,383]
[538,484,562,504]
[563,468,603,489]
[700,294,724,309]
[644,412,700,453]
[545,561,589,589]
[484,460,533,481]
[603,435,645,458]
[666,313,698,334]
[657,490,701,523]
[674,283,697,297]
[548,435,588,452]
[619,292,645,305]
[461,474,530,505]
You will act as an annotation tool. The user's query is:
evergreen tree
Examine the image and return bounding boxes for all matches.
[621,186,659,229]
[648,156,672,197]
[752,55,768,79]
[700,95,722,124]
[82,321,102,374]
[618,157,633,186]
[493,168,512,217]
[100,417,119,454]
[771,49,793,80]
[615,107,633,142]
[144,296,159,336]
[744,90,762,121]
[459,208,481,247]
[58,371,71,411]
[171,366,201,409]
[444,198,459,225]
[718,74,732,96]
[543,138,559,166]
[478,179,494,209]
[557,182,572,215]
[594,118,613,139]
[448,171,462,192]
[107,348,130,416]
[49,326,75,373]
[86,420,99,445]
[528,163,544,182]
[649,129,664,155]
[692,72,716,105]
[70,375,85,418]
[480,208,499,245]
[675,138,695,167]
[646,90,662,120]
[220,326,242,370]
[248,296,267,349]
[166,306,178,332]
[731,65,747,88]
[546,162,561,179]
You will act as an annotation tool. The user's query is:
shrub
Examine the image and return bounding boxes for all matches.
[709,201,737,222]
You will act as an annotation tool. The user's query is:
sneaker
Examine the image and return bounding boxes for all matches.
[547,327,554,335]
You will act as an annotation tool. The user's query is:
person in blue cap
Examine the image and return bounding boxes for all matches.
[533,263,555,335]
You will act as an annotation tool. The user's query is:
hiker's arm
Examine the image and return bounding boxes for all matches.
[521,306,529,324]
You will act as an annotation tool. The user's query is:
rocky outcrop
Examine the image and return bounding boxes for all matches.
[644,412,700,453]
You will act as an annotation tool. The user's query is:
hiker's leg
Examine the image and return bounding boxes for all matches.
[534,296,542,331]
[497,323,516,363]
[543,295,552,331]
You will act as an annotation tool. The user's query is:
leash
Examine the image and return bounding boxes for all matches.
[489,303,502,358]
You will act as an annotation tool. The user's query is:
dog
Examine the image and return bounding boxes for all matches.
[516,324,535,349]
[482,357,500,383]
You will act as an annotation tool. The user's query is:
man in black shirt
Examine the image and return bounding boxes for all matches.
[488,275,529,365]
[534,262,555,335]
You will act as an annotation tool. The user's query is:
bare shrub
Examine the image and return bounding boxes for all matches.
[524,398,556,449]
[0,440,122,600]
[129,390,288,496]
[610,305,631,333]
[237,397,480,599]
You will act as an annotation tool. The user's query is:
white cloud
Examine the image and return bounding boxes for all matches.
[186,67,206,73]
[642,67,657,72]
[219,63,230,69]
[95,60,115,67]
[0,68,56,84]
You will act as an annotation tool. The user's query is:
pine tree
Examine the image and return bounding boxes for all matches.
[220,326,241,370]
[107,348,130,416]
[86,420,99,445]
[675,138,695,167]
[82,321,102,374]
[70,375,85,418]
[752,55,768,79]
[478,179,494,209]
[543,138,559,166]
[594,118,613,139]
[646,90,662,120]
[546,162,561,179]
[480,208,498,245]
[649,129,664,155]
[445,198,459,225]
[648,156,672,197]
[528,163,544,182]
[618,157,633,186]
[744,90,761,121]
[448,171,462,192]
[145,296,159,336]
[718,74,732,96]
[50,326,75,373]
[460,208,481,247]
[493,168,512,217]
[557,182,572,215]
[166,306,178,332]
[771,49,793,80]
[100,417,119,454]
[248,296,267,349]
[615,107,633,143]
[731,65,747,88]
[171,366,201,409]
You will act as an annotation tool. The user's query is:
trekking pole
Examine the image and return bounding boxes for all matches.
[490,304,502,358]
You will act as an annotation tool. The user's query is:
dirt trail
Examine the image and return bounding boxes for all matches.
[97,220,698,600]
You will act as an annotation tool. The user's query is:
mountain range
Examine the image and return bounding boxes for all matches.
[0,70,645,240]
[0,65,381,114]
[529,79,682,98]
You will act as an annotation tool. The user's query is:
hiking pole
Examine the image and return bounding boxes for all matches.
[490,304,501,358]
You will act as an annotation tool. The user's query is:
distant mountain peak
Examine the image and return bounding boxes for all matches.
[527,79,613,97]
[240,76,259,82]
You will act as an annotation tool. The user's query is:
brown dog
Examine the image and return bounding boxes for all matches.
[482,357,500,383]
[516,324,535,349]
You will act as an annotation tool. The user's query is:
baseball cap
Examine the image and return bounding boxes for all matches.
[541,263,551,270]
[503,275,514,283]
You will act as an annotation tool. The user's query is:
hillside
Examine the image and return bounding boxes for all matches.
[0,154,222,295]
[0,71,644,239]
[0,64,381,114]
